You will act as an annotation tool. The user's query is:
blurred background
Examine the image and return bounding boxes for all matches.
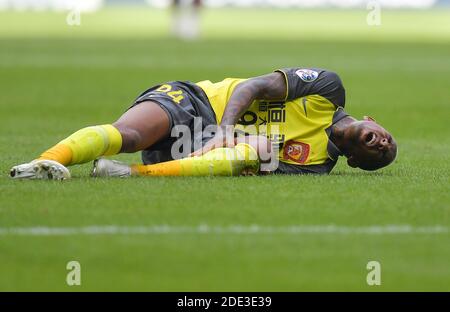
[0,0,449,291]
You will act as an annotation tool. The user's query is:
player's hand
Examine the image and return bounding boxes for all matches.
[189,126,235,157]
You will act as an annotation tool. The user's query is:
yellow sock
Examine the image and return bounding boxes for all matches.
[38,124,122,166]
[131,143,259,177]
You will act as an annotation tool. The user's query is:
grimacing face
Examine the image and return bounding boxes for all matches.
[343,118,397,171]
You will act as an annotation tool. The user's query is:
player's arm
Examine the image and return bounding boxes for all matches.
[191,72,287,156]
[219,68,346,128]
[220,72,287,126]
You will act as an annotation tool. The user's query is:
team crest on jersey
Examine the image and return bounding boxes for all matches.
[295,69,318,82]
[283,140,310,164]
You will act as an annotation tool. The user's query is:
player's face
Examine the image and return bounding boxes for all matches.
[345,119,397,170]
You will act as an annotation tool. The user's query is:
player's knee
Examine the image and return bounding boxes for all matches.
[113,123,143,153]
[236,135,272,163]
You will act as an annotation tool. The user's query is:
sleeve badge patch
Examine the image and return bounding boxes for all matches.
[283,140,310,164]
[295,69,319,82]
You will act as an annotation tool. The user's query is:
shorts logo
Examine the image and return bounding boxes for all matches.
[283,140,310,164]
[295,69,319,82]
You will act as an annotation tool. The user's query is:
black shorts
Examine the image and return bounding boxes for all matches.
[130,81,217,164]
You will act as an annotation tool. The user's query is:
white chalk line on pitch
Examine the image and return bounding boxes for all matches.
[0,225,448,236]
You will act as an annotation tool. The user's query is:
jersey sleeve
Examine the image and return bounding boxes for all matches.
[275,68,346,107]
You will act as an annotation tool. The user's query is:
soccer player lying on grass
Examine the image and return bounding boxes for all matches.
[10,68,397,180]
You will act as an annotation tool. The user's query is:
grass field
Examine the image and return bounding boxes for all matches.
[0,8,449,291]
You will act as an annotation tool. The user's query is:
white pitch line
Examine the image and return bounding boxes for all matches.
[0,225,448,236]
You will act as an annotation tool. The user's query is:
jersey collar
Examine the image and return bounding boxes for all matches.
[326,107,348,161]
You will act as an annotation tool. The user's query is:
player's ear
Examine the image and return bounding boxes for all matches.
[363,115,377,122]
[347,156,359,168]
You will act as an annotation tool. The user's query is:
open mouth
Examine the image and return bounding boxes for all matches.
[365,132,377,146]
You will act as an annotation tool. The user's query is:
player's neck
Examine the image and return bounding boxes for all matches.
[330,116,356,156]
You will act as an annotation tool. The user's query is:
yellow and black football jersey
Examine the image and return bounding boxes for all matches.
[196,68,348,174]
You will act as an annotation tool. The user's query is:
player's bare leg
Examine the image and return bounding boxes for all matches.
[112,101,170,153]
[10,101,170,180]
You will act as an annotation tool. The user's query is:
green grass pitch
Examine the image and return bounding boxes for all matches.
[0,8,449,291]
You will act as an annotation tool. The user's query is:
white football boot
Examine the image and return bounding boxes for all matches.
[10,159,70,180]
[91,158,131,178]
